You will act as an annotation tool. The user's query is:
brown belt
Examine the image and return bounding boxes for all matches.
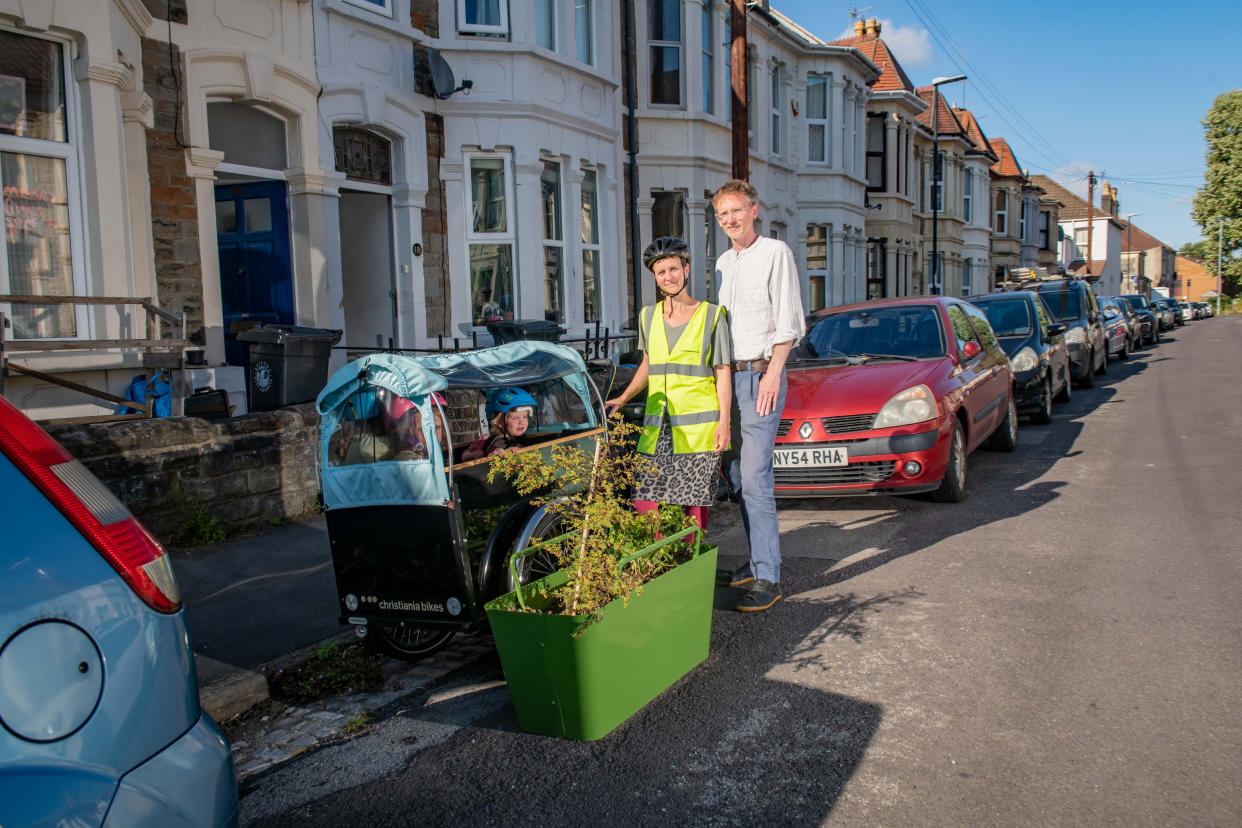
[732,358,770,373]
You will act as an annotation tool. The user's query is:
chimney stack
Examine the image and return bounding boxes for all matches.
[1100,182,1116,217]
[854,19,865,36]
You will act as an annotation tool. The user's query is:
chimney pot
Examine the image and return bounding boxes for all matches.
[854,20,865,35]
[864,18,878,35]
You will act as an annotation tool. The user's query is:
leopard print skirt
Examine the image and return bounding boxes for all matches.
[632,419,720,507]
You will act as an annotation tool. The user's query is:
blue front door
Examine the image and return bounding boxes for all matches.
[215,181,294,365]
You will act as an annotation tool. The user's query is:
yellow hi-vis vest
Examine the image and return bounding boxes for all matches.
[639,300,724,455]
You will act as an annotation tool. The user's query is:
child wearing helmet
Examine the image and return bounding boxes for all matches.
[462,387,538,460]
[605,236,732,531]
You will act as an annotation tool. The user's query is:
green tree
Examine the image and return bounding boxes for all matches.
[1191,90,1242,295]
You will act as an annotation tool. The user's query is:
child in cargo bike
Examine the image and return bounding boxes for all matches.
[462,387,538,460]
[329,389,448,465]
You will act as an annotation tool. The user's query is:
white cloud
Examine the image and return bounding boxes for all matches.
[837,19,933,67]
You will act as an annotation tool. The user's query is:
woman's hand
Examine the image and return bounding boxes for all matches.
[713,416,731,452]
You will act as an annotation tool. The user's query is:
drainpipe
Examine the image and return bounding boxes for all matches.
[623,0,642,325]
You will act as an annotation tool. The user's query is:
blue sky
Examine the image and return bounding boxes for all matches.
[774,0,1242,249]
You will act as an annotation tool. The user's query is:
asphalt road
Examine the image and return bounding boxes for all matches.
[243,316,1242,827]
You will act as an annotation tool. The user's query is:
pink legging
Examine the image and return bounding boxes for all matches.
[632,499,709,531]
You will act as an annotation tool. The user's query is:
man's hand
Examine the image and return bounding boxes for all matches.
[713,416,731,451]
[755,371,781,417]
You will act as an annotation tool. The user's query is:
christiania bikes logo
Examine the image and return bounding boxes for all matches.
[253,360,274,392]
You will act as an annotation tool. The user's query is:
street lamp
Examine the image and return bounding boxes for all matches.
[1120,212,1141,293]
[930,74,966,295]
[1218,217,1225,316]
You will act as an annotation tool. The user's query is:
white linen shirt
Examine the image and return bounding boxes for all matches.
[715,236,807,361]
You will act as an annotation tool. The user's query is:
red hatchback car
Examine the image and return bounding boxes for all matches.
[774,297,1017,501]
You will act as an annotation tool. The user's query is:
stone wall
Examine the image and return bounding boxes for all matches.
[142,32,205,345]
[45,406,321,544]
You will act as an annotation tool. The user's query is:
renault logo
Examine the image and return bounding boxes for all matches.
[799,421,814,440]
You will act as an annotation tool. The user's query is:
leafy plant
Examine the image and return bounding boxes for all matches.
[487,415,697,620]
[341,712,371,734]
[267,642,383,703]
[167,488,226,546]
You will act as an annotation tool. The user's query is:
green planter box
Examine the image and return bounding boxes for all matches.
[485,542,717,741]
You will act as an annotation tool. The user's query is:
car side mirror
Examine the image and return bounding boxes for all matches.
[961,341,982,361]
[1046,323,1066,337]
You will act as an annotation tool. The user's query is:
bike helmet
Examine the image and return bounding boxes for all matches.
[643,236,690,271]
[429,391,446,406]
[486,387,538,416]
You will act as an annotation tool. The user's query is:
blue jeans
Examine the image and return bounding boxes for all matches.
[729,369,787,583]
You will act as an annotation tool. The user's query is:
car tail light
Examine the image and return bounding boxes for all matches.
[0,396,181,613]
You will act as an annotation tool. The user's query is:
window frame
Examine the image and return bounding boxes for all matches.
[933,151,944,212]
[962,168,972,223]
[993,188,1008,235]
[805,224,829,311]
[465,151,518,329]
[1020,198,1028,243]
[0,27,90,341]
[866,240,887,299]
[770,63,782,157]
[700,1,714,114]
[580,166,602,324]
[1038,210,1050,250]
[961,257,971,297]
[574,0,594,65]
[343,0,393,18]
[457,0,510,36]
[535,0,558,51]
[540,159,565,324]
[648,0,683,107]
[865,112,886,192]
[805,75,830,166]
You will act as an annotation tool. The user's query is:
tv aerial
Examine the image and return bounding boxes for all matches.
[427,49,473,99]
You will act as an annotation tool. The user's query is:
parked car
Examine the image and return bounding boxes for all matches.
[1033,279,1108,388]
[1118,294,1160,345]
[775,296,1016,503]
[1196,301,1213,318]
[969,291,1071,424]
[0,395,239,827]
[1148,298,1176,331]
[1168,299,1190,325]
[1100,297,1134,361]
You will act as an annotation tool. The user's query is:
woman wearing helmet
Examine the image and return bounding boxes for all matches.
[462,386,538,460]
[605,236,733,530]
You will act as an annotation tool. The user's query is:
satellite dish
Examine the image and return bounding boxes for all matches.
[427,49,473,100]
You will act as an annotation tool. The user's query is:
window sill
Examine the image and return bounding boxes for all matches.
[323,1,428,44]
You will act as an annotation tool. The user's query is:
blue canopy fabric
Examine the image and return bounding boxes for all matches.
[316,342,598,510]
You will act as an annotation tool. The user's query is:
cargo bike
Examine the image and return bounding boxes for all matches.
[316,341,611,659]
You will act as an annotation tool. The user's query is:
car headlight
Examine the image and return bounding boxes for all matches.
[874,385,938,429]
[1009,346,1039,373]
[1064,327,1085,344]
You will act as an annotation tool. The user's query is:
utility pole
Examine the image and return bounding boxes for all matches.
[730,0,748,181]
[1086,170,1096,279]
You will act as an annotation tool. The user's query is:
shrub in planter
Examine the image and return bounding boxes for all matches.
[483,417,717,740]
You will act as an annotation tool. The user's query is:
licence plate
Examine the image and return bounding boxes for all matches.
[773,445,849,468]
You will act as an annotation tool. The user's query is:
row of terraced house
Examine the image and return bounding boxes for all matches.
[0,1,1180,419]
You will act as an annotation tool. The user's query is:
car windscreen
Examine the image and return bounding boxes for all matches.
[804,305,945,359]
[973,299,1032,337]
[1121,295,1148,310]
[1038,288,1083,322]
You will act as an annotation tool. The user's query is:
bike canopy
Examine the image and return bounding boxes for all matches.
[316,342,598,509]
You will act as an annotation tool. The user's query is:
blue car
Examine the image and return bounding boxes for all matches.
[0,395,238,827]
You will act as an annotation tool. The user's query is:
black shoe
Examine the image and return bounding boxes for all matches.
[734,579,782,612]
[716,562,754,588]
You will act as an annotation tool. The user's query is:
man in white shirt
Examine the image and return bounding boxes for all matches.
[712,179,806,612]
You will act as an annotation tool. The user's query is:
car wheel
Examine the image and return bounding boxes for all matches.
[1096,344,1108,375]
[1120,337,1130,360]
[370,625,455,662]
[1080,351,1096,388]
[931,421,967,503]
[1055,368,1073,402]
[1032,378,1054,424]
[988,395,1019,451]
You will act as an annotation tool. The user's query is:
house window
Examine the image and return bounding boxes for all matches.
[770,221,784,241]
[918,158,926,213]
[933,152,944,212]
[458,0,508,35]
[897,128,906,195]
[333,127,392,185]
[343,0,393,17]
[651,190,685,238]
[962,169,972,223]
[535,0,557,50]
[468,154,516,326]
[770,65,782,157]
[1074,226,1088,250]
[648,0,682,106]
[806,224,829,311]
[806,76,829,164]
[575,0,594,64]
[581,169,601,323]
[993,189,1008,235]
[541,161,565,323]
[1038,211,1050,250]
[867,241,886,299]
[0,29,84,340]
[700,1,714,113]
[866,113,886,191]
[1020,200,1027,242]
[961,258,972,296]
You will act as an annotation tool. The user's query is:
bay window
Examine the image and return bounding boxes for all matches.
[467,154,516,326]
[648,0,682,106]
[541,161,565,323]
[581,169,602,324]
[806,76,829,165]
[458,0,508,35]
